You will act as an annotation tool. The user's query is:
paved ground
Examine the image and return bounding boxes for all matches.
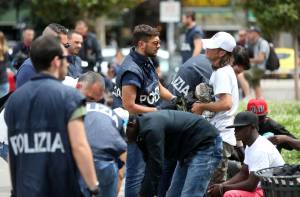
[0,79,299,196]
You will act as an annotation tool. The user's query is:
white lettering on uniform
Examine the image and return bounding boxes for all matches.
[86,103,119,128]
[139,86,160,105]
[9,132,65,155]
[171,76,190,96]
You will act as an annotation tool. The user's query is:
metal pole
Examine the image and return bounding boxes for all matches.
[166,0,176,75]
[293,31,299,100]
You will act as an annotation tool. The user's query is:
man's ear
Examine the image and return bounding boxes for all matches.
[137,40,145,49]
[51,56,61,68]
[218,50,226,58]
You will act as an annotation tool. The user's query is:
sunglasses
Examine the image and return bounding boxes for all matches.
[63,43,71,48]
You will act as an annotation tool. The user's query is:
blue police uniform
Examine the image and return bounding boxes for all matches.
[112,47,160,109]
[79,103,127,197]
[181,25,204,63]
[5,74,85,197]
[168,54,212,97]
[112,47,161,197]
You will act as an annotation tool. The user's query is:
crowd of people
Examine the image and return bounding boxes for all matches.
[0,11,299,197]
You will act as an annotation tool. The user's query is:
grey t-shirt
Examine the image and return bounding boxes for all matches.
[253,38,270,70]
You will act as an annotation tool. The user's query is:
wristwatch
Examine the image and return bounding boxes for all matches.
[88,181,100,195]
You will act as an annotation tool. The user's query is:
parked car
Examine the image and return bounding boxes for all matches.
[275,48,295,78]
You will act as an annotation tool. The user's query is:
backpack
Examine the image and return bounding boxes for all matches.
[265,42,280,71]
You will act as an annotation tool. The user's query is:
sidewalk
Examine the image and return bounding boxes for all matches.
[0,158,10,197]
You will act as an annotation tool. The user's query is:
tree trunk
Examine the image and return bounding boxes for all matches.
[293,32,299,100]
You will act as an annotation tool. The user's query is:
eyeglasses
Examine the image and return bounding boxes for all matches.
[63,43,71,48]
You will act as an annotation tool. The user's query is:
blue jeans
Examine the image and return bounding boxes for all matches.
[0,83,9,98]
[80,160,118,197]
[158,159,177,197]
[0,142,8,162]
[166,135,223,197]
[125,143,146,197]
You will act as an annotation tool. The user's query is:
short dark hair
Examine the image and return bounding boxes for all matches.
[184,11,196,21]
[30,35,63,72]
[67,30,81,39]
[48,23,69,35]
[232,45,250,70]
[132,24,160,46]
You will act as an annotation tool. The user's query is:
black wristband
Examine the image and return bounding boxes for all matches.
[88,182,100,195]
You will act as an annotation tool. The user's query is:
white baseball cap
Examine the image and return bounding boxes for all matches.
[202,32,236,52]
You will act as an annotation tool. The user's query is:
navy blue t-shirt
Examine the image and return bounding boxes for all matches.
[181,25,204,63]
[15,58,37,88]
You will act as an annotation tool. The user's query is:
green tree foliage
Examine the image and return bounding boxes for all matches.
[243,0,300,38]
[30,0,141,27]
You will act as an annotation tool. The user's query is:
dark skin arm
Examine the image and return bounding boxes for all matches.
[208,165,260,197]
[269,135,300,150]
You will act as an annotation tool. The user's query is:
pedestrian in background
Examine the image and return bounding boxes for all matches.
[244,26,270,99]
[75,20,103,73]
[180,11,204,63]
[0,31,10,98]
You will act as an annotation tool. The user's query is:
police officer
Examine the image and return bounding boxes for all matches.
[76,71,127,197]
[4,35,99,197]
[181,11,204,63]
[112,24,175,197]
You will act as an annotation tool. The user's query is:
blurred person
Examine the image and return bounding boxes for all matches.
[236,30,251,99]
[0,31,10,98]
[15,23,70,88]
[208,112,284,197]
[126,110,222,197]
[112,24,175,197]
[180,11,204,64]
[75,20,102,72]
[76,71,127,197]
[112,49,124,76]
[12,27,35,69]
[244,26,270,99]
[191,32,239,184]
[67,30,83,78]
[247,98,299,152]
[4,35,99,196]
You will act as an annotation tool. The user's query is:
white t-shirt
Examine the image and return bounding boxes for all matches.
[209,65,239,146]
[0,108,8,144]
[244,135,285,173]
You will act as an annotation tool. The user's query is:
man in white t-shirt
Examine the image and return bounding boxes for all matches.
[208,111,284,197]
[192,31,239,183]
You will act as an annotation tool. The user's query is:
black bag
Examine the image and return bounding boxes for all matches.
[266,43,280,71]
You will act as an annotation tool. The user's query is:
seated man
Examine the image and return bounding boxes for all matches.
[126,110,222,197]
[247,98,298,152]
[208,111,284,197]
